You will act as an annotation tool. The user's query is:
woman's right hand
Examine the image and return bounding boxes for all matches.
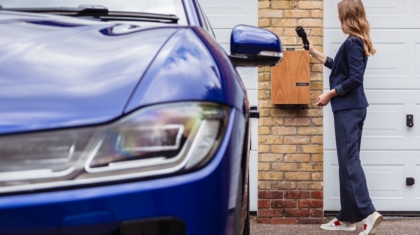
[306,38,315,55]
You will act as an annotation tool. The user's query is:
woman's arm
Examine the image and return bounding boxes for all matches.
[307,38,327,64]
[307,38,334,69]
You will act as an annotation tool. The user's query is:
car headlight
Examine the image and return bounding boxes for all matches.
[0,102,230,193]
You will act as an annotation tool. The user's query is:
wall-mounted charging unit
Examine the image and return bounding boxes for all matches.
[271,26,310,105]
[271,48,310,105]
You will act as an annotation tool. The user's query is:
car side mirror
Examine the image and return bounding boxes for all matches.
[229,25,283,67]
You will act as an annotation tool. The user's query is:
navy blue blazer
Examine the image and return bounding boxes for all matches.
[325,36,369,112]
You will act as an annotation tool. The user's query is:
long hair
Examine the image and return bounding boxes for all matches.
[338,0,376,56]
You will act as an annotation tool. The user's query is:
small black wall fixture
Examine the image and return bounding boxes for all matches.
[406,177,415,186]
[407,115,414,128]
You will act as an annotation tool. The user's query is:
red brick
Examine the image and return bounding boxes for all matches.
[258,209,284,218]
[258,200,270,208]
[297,218,325,224]
[284,209,310,217]
[285,191,310,199]
[258,191,284,199]
[311,209,324,217]
[272,218,297,224]
[256,218,271,224]
[311,191,323,199]
[298,200,323,208]
[271,200,297,208]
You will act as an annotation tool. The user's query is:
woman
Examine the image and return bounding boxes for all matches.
[307,0,382,234]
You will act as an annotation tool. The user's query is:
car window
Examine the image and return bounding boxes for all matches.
[0,0,188,25]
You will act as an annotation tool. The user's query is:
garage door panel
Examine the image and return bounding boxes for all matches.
[416,104,420,138]
[416,43,420,77]
[364,0,405,16]
[417,1,420,16]
[238,68,258,90]
[212,29,230,52]
[365,30,420,88]
[324,151,419,211]
[363,104,405,138]
[364,164,406,200]
[416,165,420,200]
[328,164,340,200]
[247,89,257,107]
[365,42,404,77]
[325,0,420,28]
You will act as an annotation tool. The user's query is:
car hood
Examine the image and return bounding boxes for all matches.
[0,11,178,135]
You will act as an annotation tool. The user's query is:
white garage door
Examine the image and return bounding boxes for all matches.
[198,0,259,211]
[324,0,420,211]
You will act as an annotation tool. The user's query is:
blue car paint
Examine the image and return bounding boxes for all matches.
[231,24,282,55]
[0,13,180,135]
[124,27,246,115]
[0,12,246,135]
[0,108,246,235]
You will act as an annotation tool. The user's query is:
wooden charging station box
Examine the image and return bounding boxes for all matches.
[272,49,310,105]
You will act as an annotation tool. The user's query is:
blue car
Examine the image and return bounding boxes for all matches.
[0,1,283,234]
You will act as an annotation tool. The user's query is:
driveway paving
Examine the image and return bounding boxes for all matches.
[250,216,420,235]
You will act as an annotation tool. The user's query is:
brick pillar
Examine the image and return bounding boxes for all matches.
[257,0,324,224]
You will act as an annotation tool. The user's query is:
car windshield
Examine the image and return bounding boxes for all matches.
[0,0,188,25]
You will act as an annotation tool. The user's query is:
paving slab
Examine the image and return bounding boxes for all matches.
[250,217,420,235]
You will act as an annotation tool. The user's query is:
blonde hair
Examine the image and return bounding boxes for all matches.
[338,0,376,56]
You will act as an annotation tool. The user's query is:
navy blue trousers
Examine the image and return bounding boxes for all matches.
[333,108,376,222]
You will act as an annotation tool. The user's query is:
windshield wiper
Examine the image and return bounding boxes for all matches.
[1,5,179,24]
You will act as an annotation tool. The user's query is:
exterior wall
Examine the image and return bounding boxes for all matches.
[257,0,325,224]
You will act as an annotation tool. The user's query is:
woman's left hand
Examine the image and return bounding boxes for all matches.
[316,93,331,106]
[316,90,339,106]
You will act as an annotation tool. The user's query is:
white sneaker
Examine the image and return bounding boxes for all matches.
[320,218,356,231]
[359,211,383,235]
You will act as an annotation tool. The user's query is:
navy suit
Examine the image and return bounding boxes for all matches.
[325,36,375,222]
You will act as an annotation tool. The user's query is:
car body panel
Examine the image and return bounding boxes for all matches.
[124,27,247,117]
[0,11,179,135]
[0,10,247,135]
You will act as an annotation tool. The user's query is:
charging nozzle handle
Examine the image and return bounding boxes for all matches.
[301,36,309,51]
[295,26,310,51]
